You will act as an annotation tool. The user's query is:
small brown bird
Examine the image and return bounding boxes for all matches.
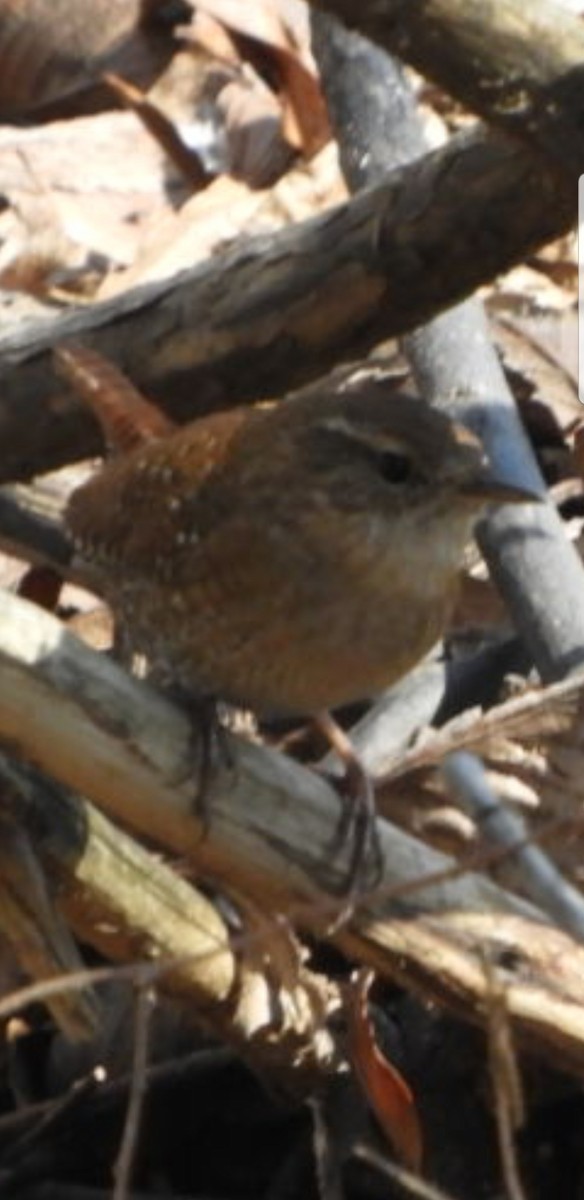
[66,377,535,719]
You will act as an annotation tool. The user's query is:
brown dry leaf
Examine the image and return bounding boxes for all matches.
[103,70,213,192]
[483,196,578,427]
[277,50,329,157]
[0,0,179,120]
[378,675,584,887]
[67,604,115,652]
[99,141,345,295]
[0,192,88,297]
[181,12,303,183]
[491,262,575,318]
[0,111,165,219]
[192,0,330,156]
[98,174,264,296]
[217,66,294,186]
[346,969,423,1172]
[17,565,63,612]
[261,139,346,221]
[190,0,299,56]
[0,2,329,301]
[493,316,581,437]
[529,232,579,292]
[0,804,97,1040]
[151,31,294,189]
[230,892,316,1022]
[0,109,194,296]
[189,9,241,67]
[381,676,583,787]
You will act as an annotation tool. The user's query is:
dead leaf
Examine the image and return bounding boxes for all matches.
[99,143,345,295]
[346,969,423,1172]
[18,565,63,612]
[217,67,294,186]
[188,9,241,67]
[493,315,581,435]
[103,71,213,192]
[192,0,330,156]
[381,675,584,787]
[0,0,177,120]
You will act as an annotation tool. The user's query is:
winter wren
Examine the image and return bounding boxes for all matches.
[66,378,534,716]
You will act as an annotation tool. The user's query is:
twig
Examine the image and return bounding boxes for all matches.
[0,753,338,1097]
[0,1048,235,1144]
[483,957,528,1200]
[113,984,155,1200]
[0,589,535,920]
[0,125,572,484]
[0,1069,103,1168]
[353,1143,458,1200]
[443,751,584,942]
[311,0,584,172]
[312,9,584,685]
[4,594,584,1078]
[0,785,98,1039]
[103,73,212,192]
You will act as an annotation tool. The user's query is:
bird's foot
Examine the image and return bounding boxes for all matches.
[164,686,233,831]
[314,712,382,910]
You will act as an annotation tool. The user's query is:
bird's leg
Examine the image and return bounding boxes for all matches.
[314,711,382,899]
[192,695,231,815]
[164,686,233,830]
[110,617,232,826]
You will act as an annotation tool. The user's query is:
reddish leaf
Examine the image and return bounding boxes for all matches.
[346,969,423,1173]
[193,0,330,156]
[18,565,63,611]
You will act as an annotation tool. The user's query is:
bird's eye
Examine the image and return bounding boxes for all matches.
[376,449,413,484]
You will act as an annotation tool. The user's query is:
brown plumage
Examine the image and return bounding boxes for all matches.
[66,378,533,715]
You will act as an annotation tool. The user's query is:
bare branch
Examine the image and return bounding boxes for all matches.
[0,125,572,483]
[3,592,584,1075]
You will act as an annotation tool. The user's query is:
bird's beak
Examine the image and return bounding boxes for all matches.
[460,475,543,505]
